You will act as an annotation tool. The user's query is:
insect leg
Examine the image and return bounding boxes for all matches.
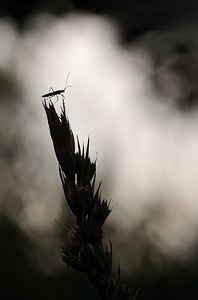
[54,95,59,104]
[47,88,57,102]
[49,87,55,93]
[61,92,65,101]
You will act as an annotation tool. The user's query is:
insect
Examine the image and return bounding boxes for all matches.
[42,72,71,102]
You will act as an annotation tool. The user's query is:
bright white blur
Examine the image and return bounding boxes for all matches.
[1,13,198,273]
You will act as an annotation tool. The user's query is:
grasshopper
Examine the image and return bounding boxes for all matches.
[42,72,71,102]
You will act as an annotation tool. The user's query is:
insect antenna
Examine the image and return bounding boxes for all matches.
[64,71,72,92]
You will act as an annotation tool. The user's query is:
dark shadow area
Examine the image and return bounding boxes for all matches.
[0,215,101,299]
[1,206,198,299]
[1,0,198,42]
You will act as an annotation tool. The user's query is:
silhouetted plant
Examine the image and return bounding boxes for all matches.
[43,99,136,299]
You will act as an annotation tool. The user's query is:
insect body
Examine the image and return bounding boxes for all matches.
[42,89,65,98]
[42,72,71,102]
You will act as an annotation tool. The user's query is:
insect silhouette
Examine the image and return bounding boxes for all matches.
[42,72,71,102]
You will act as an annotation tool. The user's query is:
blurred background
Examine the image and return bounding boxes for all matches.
[2,0,198,299]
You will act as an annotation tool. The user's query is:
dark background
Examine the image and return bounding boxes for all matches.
[1,0,198,41]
